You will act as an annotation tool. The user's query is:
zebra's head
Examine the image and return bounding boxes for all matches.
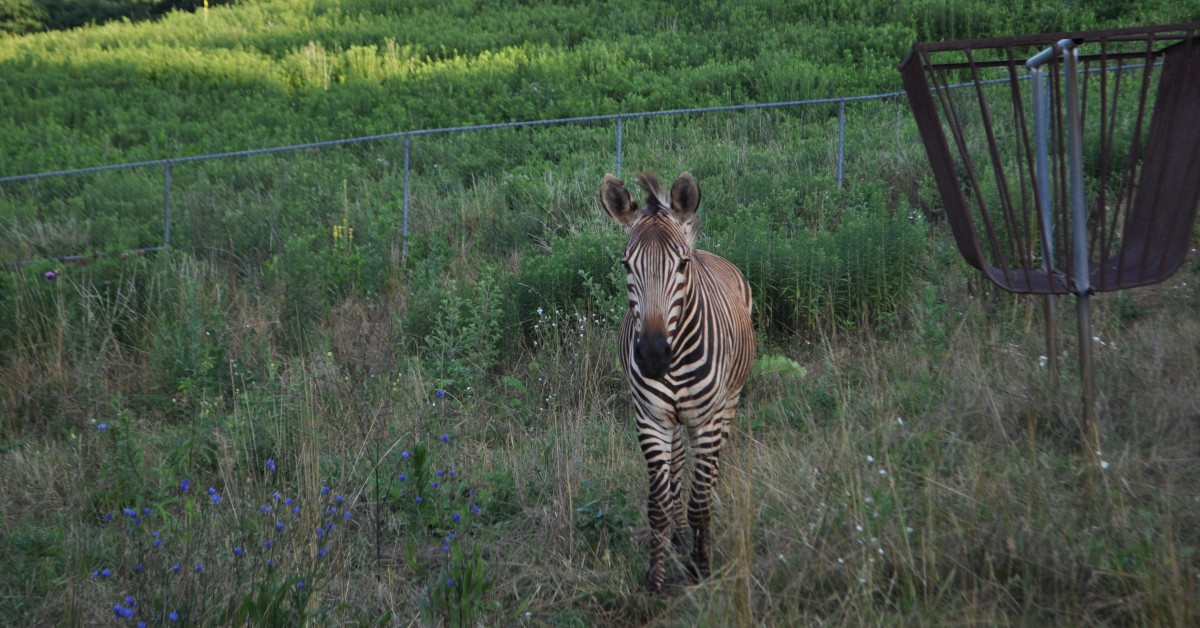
[600,172,701,380]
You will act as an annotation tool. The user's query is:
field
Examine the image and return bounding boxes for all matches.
[2,1,1200,625]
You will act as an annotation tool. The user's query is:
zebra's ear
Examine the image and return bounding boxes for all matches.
[670,172,701,223]
[601,174,638,228]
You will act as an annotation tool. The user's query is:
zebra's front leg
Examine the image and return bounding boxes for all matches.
[687,412,732,580]
[669,424,690,557]
[638,411,676,592]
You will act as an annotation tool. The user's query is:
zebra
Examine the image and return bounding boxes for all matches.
[600,171,756,591]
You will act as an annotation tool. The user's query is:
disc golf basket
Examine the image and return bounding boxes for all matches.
[900,23,1200,450]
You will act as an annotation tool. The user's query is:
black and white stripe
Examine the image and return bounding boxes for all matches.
[601,171,755,591]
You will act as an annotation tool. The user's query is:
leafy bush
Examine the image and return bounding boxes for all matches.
[0,0,45,35]
[400,263,509,390]
[717,191,928,335]
[514,228,625,333]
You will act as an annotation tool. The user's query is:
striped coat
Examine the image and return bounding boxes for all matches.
[601,172,755,591]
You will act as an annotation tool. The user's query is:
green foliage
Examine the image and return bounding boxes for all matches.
[0,522,61,614]
[574,480,640,551]
[0,0,45,35]
[0,267,15,352]
[418,543,495,628]
[718,189,928,335]
[25,1,220,33]
[388,410,501,627]
[752,353,808,378]
[515,229,626,331]
[6,0,1195,176]
[87,398,151,510]
[402,269,507,390]
[0,255,170,437]
[81,429,361,626]
[268,228,373,349]
[147,259,227,400]
[3,2,1200,624]
[222,574,313,627]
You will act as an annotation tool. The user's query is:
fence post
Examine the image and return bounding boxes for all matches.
[402,135,411,268]
[1061,42,1100,461]
[837,100,846,189]
[615,118,624,178]
[163,161,172,252]
[1029,63,1060,403]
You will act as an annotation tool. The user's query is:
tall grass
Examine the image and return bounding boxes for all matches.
[3,1,1200,624]
[2,172,1198,625]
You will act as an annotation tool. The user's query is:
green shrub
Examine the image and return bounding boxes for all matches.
[146,266,227,400]
[514,228,625,333]
[400,263,509,391]
[717,191,928,335]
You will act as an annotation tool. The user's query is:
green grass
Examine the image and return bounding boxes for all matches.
[2,0,1200,625]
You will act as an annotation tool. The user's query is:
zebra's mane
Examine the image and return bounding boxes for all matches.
[636,172,670,213]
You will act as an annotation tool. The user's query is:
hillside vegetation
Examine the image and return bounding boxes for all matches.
[2,0,1199,625]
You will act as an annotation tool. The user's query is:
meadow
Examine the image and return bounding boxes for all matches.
[2,0,1200,625]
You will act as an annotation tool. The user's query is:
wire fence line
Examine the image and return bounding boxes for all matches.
[2,88,912,267]
[0,58,1157,267]
[18,59,1136,269]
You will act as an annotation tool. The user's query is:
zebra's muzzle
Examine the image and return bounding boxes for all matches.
[634,330,672,380]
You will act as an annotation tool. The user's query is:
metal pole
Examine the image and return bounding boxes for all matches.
[1030,66,1056,268]
[615,118,624,179]
[163,162,172,252]
[1030,65,1059,399]
[836,100,846,189]
[1063,41,1100,458]
[401,136,411,269]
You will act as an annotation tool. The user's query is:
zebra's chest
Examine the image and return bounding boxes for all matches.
[625,351,727,420]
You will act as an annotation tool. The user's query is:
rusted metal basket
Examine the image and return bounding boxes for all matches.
[901,23,1200,296]
[900,24,1200,450]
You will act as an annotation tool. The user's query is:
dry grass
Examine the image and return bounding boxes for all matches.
[1,248,1199,625]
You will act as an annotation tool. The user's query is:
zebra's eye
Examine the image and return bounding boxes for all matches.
[676,258,690,273]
